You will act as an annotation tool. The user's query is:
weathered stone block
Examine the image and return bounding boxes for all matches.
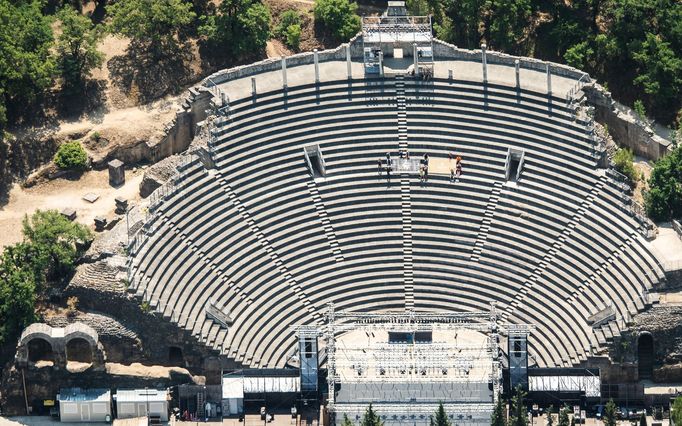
[108,159,125,187]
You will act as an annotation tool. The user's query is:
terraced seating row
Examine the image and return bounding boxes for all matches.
[129,75,663,369]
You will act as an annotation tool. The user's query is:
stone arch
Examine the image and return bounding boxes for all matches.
[63,323,98,349]
[65,337,93,363]
[638,332,654,380]
[27,338,54,363]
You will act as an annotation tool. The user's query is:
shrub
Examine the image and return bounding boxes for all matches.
[276,10,301,36]
[613,148,637,183]
[54,141,88,170]
[275,10,302,49]
[284,24,302,49]
[634,100,647,122]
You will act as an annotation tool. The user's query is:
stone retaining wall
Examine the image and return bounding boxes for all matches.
[585,84,671,161]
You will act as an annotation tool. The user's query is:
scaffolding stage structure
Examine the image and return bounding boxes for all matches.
[361,1,434,76]
[306,304,533,425]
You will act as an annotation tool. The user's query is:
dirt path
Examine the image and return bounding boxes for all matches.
[0,169,144,249]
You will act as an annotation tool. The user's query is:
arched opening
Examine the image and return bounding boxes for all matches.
[169,346,184,365]
[27,338,54,365]
[66,337,93,364]
[638,332,654,379]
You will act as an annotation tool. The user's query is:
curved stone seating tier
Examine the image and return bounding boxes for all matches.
[129,75,663,368]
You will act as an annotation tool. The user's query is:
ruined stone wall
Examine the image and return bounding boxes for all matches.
[65,260,226,375]
[584,85,671,161]
[617,305,682,381]
[98,88,213,168]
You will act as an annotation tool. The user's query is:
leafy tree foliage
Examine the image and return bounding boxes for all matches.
[313,0,361,41]
[645,145,682,221]
[603,399,617,426]
[639,412,647,426]
[508,386,528,426]
[56,6,104,90]
[0,0,55,126]
[107,0,196,55]
[613,148,637,183]
[487,0,532,53]
[0,210,91,344]
[361,403,383,426]
[547,405,554,426]
[22,209,92,283]
[200,0,271,57]
[276,10,302,49]
[491,397,507,426]
[0,245,37,344]
[54,141,88,171]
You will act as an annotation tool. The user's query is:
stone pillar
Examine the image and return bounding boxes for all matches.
[314,49,320,83]
[281,56,287,89]
[346,44,352,80]
[108,159,125,187]
[413,43,419,76]
[251,77,257,97]
[546,62,552,96]
[481,43,487,83]
[379,51,384,77]
[515,59,520,88]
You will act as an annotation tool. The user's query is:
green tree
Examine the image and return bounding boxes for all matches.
[341,414,354,426]
[487,0,532,54]
[432,402,451,426]
[645,145,682,221]
[54,141,88,171]
[564,41,594,70]
[0,210,91,345]
[491,397,507,426]
[671,396,682,426]
[313,0,361,41]
[0,247,37,344]
[361,403,383,426]
[21,209,92,284]
[547,405,554,426]
[107,0,196,56]
[508,386,528,426]
[603,399,617,426]
[640,412,647,426]
[613,148,637,183]
[0,0,55,125]
[633,33,682,113]
[558,405,570,426]
[56,6,104,90]
[199,0,271,57]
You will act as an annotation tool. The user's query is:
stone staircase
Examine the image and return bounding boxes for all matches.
[471,182,503,261]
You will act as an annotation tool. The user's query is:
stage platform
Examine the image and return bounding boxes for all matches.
[428,157,459,175]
